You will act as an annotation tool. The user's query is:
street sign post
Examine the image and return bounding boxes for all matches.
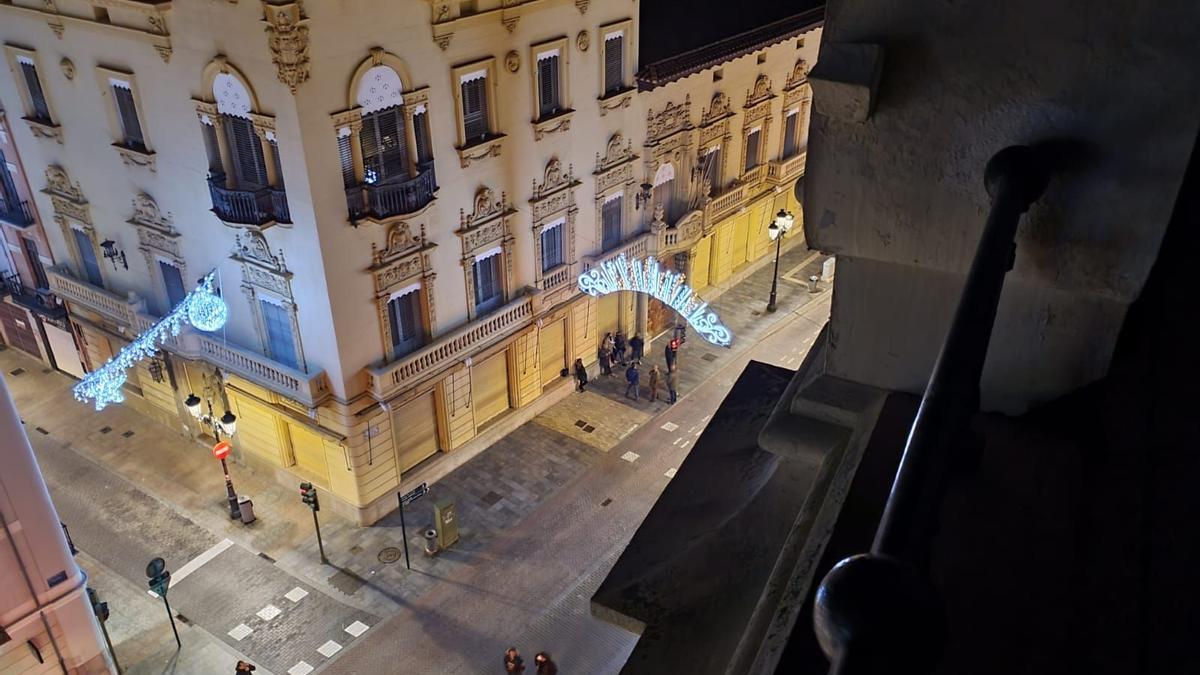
[145,557,180,650]
[397,482,428,570]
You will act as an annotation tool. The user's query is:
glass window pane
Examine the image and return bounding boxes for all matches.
[259,299,298,368]
[745,129,761,172]
[159,261,187,308]
[73,229,103,287]
[541,225,563,271]
[602,197,623,250]
[783,112,798,158]
[113,86,145,149]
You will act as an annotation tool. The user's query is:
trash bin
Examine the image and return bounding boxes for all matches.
[238,496,256,524]
[423,528,439,556]
[809,274,821,293]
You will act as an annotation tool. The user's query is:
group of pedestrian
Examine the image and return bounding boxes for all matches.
[574,331,680,404]
[505,647,558,675]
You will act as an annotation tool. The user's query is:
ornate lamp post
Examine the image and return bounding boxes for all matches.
[766,209,795,313]
[184,392,240,520]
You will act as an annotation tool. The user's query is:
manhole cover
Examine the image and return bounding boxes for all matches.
[701,353,718,362]
[574,419,587,428]
[378,547,402,564]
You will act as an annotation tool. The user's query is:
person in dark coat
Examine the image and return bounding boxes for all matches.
[534,652,558,675]
[667,364,679,404]
[630,333,644,361]
[625,361,640,401]
[614,331,627,365]
[504,647,526,673]
[647,364,660,402]
[598,337,612,376]
[665,339,678,370]
[573,358,588,392]
[235,662,256,674]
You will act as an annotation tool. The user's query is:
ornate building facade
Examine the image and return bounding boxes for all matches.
[0,0,820,524]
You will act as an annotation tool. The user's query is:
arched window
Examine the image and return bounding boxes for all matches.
[335,50,436,222]
[195,60,290,226]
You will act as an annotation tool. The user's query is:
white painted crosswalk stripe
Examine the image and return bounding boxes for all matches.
[285,587,308,603]
[257,604,281,621]
[148,538,234,597]
[345,620,370,637]
[288,662,314,675]
[665,468,677,478]
[317,640,343,658]
[661,421,679,432]
[227,623,252,641]
[621,451,640,463]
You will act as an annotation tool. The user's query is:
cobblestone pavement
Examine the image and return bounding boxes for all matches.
[3,242,829,674]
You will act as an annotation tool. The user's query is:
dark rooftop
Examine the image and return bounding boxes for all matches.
[637,2,825,89]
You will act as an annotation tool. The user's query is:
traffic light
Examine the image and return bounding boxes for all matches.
[300,482,319,511]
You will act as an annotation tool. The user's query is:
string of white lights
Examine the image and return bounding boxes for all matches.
[72,271,229,411]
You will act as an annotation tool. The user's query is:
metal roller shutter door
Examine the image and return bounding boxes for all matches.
[472,351,510,426]
[538,319,566,386]
[596,292,619,340]
[288,422,330,485]
[392,391,440,475]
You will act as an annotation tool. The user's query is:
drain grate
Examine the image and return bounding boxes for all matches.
[701,353,718,362]
[574,419,587,428]
[35,426,49,435]
[175,613,191,625]
[122,430,135,438]
[600,498,613,507]
[100,426,112,434]
[10,368,25,376]
[582,424,596,433]
[378,547,402,564]
[257,552,276,563]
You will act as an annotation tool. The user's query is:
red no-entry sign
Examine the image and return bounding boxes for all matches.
[212,441,232,460]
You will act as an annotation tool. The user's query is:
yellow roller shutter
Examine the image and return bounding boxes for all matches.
[472,351,509,426]
[732,213,750,268]
[538,319,566,386]
[596,292,619,340]
[392,391,440,475]
[288,422,330,485]
[691,236,712,291]
[230,394,284,466]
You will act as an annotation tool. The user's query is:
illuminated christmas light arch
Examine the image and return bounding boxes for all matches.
[578,254,732,347]
[73,272,228,410]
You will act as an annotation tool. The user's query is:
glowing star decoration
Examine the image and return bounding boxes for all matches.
[578,254,733,347]
[73,272,228,411]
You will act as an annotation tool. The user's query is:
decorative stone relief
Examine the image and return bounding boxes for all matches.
[531,159,575,200]
[44,165,85,203]
[129,193,174,234]
[262,1,311,94]
[575,0,590,13]
[702,92,732,126]
[531,159,581,222]
[646,95,692,145]
[786,58,809,90]
[746,74,774,108]
[233,231,290,287]
[533,113,572,141]
[26,120,63,144]
[462,187,505,230]
[576,30,590,52]
[457,187,515,320]
[59,57,75,80]
[505,50,520,73]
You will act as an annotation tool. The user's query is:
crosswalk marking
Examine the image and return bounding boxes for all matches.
[257,604,281,621]
[288,662,314,675]
[317,640,343,658]
[664,468,677,478]
[227,623,252,641]
[621,451,640,463]
[345,620,370,637]
[661,421,679,432]
[285,587,308,603]
[148,538,234,597]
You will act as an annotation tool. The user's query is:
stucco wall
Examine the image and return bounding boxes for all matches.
[807,0,1200,412]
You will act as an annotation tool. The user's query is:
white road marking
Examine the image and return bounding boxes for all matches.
[687,425,697,433]
[700,415,711,423]
[285,587,309,603]
[620,423,638,439]
[148,538,234,597]
[621,451,640,463]
[317,640,343,658]
[661,421,679,432]
[664,468,678,478]
[345,620,370,637]
[257,604,281,621]
[288,662,314,675]
[227,623,252,641]
[673,437,684,446]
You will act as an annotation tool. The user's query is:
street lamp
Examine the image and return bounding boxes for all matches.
[766,208,795,313]
[185,392,241,520]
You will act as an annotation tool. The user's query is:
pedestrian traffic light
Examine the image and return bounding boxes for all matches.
[300,482,319,511]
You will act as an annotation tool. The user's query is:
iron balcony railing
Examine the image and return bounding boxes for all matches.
[346,161,437,222]
[813,146,1051,675]
[0,196,34,227]
[2,272,65,319]
[208,175,291,226]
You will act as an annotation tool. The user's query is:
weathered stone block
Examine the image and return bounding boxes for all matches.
[808,43,884,122]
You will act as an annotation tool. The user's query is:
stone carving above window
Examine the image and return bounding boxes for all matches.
[261,1,311,94]
[531,158,578,201]
[461,186,513,232]
[372,221,428,266]
[43,165,85,204]
[233,230,291,292]
[129,192,177,238]
[745,74,775,108]
[785,58,809,90]
[701,92,733,127]
[646,95,692,145]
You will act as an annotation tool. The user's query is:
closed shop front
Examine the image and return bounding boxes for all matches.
[0,301,39,357]
[472,351,510,427]
[77,323,113,373]
[229,392,284,466]
[691,235,712,291]
[538,319,566,387]
[731,213,750,269]
[392,391,440,475]
[43,321,84,378]
[288,421,331,486]
[596,292,619,340]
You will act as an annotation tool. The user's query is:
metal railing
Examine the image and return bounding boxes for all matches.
[346,162,437,222]
[582,232,652,272]
[368,292,534,398]
[208,175,291,226]
[0,197,34,227]
[541,264,572,292]
[813,146,1051,674]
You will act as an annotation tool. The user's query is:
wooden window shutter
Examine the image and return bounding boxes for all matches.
[337,133,355,188]
[538,56,559,118]
[783,112,798,158]
[19,62,50,121]
[201,123,223,175]
[604,36,624,94]
[461,78,489,141]
[112,86,145,149]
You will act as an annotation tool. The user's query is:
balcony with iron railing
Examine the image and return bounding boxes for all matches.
[2,272,64,319]
[48,264,328,406]
[208,174,291,226]
[346,161,437,223]
[0,196,34,227]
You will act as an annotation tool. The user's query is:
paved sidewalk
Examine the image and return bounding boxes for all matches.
[3,242,829,674]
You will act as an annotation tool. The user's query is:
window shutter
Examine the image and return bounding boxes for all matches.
[462,78,489,141]
[541,225,563,271]
[269,139,285,188]
[413,112,432,164]
[159,261,186,308]
[20,62,50,121]
[201,123,224,175]
[112,86,145,149]
[225,117,267,187]
[73,229,103,287]
[538,56,559,118]
[602,196,623,250]
[337,133,355,188]
[380,107,408,179]
[783,112,798,158]
[604,36,624,94]
[259,299,298,369]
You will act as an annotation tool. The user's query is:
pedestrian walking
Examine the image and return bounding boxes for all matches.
[625,361,640,401]
[504,647,526,673]
[534,652,558,675]
[667,365,679,404]
[630,333,644,361]
[665,339,679,370]
[615,331,627,365]
[598,338,612,377]
[235,662,257,674]
[573,358,588,392]
[648,365,660,401]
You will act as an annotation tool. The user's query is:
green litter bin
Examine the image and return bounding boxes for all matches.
[434,498,459,550]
